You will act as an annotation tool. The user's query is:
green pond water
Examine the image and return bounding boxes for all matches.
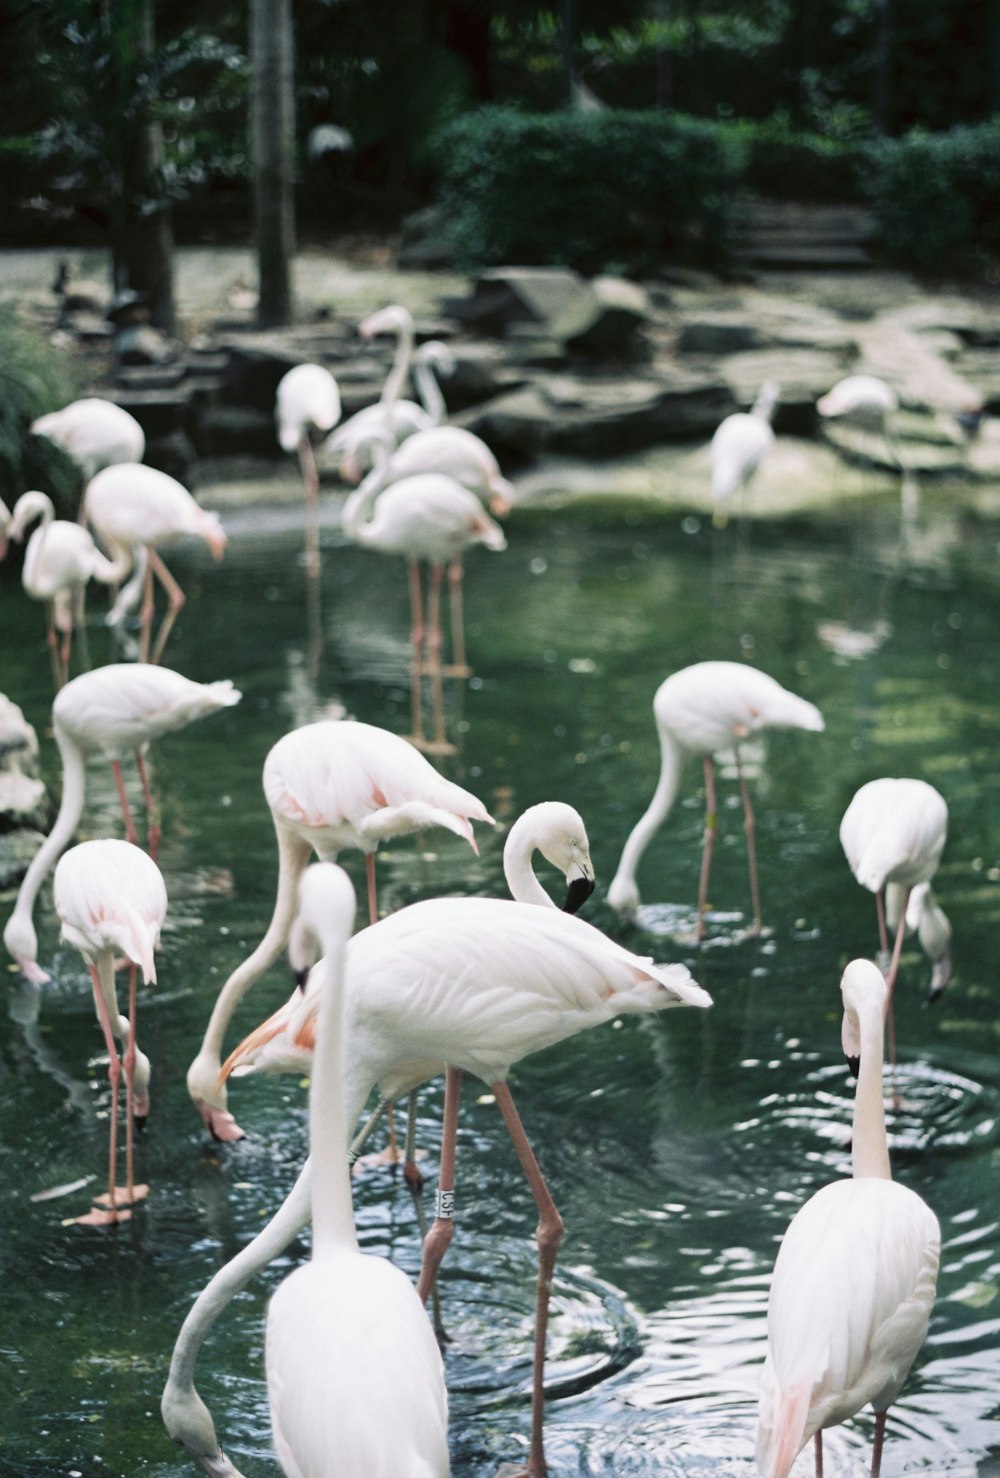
[1,480,998,1477]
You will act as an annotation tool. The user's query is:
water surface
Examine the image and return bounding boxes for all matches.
[1,480,998,1476]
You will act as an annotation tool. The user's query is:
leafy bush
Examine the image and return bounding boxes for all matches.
[868,121,1000,274]
[736,118,870,203]
[432,106,747,274]
[0,311,83,515]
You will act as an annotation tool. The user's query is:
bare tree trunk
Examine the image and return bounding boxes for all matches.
[251,0,296,327]
[872,0,894,136]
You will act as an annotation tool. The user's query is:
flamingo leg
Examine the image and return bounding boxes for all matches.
[814,1430,823,1477]
[735,744,762,934]
[883,887,910,1089]
[492,1081,563,1478]
[365,852,378,925]
[424,563,455,755]
[110,759,139,846]
[138,558,156,663]
[43,603,63,689]
[297,430,322,579]
[870,1410,887,1478]
[135,748,160,861]
[76,965,128,1225]
[147,549,186,666]
[403,1088,448,1342]
[875,891,890,959]
[696,754,718,942]
[407,560,427,748]
[417,1066,462,1308]
[121,963,149,1207]
[444,556,473,678]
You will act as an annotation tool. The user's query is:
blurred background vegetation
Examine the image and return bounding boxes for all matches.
[0,0,998,288]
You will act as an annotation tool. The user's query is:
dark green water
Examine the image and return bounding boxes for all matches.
[1,483,998,1477]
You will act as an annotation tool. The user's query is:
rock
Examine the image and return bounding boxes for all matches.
[113,385,196,439]
[554,277,652,360]
[144,429,199,485]
[442,343,528,410]
[0,772,48,832]
[718,348,849,434]
[218,339,304,413]
[193,404,280,459]
[448,267,586,336]
[677,316,766,355]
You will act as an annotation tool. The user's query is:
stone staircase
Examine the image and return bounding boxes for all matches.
[737,200,877,270]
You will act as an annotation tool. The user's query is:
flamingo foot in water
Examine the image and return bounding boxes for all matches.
[195,1099,246,1143]
[92,1183,149,1210]
[73,1204,133,1226]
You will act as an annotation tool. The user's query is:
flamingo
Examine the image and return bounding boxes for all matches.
[756,959,940,1478]
[185,717,494,1143]
[5,490,120,687]
[168,888,710,1478]
[30,397,145,481]
[275,363,342,576]
[816,374,916,506]
[0,493,12,559]
[84,463,227,664]
[52,838,167,1226]
[342,446,507,751]
[840,778,951,1075]
[607,661,824,940]
[711,381,779,527]
[327,302,453,479]
[2,663,241,983]
[265,863,450,1477]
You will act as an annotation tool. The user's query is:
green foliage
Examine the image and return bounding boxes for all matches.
[869,121,1000,274]
[432,106,747,273]
[0,312,83,514]
[736,117,870,202]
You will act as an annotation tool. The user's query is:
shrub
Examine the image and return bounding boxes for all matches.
[868,121,1000,275]
[431,105,747,274]
[0,310,83,515]
[735,118,870,203]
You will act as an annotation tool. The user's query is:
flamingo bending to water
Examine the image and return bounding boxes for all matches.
[608,661,824,939]
[85,464,227,664]
[168,883,709,1478]
[275,363,341,575]
[185,717,494,1143]
[756,959,940,1478]
[6,490,120,686]
[53,838,167,1225]
[2,663,240,983]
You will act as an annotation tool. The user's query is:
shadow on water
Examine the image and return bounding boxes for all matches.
[1,476,999,1474]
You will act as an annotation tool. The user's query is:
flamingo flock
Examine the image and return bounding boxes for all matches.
[0,333,955,1478]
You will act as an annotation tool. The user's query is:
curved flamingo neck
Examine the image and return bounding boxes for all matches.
[611,729,685,897]
[503,822,556,908]
[412,350,447,425]
[11,491,54,538]
[380,317,415,408]
[307,923,359,1256]
[4,724,87,960]
[341,443,392,542]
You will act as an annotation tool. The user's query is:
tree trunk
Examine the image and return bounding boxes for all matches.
[251,0,296,328]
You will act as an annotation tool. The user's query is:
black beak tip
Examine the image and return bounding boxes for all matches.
[845,1053,861,1080]
[292,966,310,993]
[562,875,596,914]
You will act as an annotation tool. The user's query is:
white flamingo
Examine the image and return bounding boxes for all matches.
[30,397,145,481]
[816,374,917,506]
[756,959,940,1478]
[608,661,824,939]
[342,445,506,750]
[265,863,450,1477]
[85,463,227,664]
[5,490,120,686]
[840,777,951,1079]
[275,363,342,575]
[53,838,167,1225]
[2,663,240,982]
[166,885,710,1478]
[711,381,779,526]
[185,717,494,1143]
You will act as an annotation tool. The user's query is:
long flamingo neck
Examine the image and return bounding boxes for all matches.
[341,446,391,541]
[198,823,312,1061]
[852,999,892,1180]
[613,729,685,893]
[9,725,86,930]
[309,929,359,1255]
[503,830,554,908]
[413,352,446,424]
[380,320,414,407]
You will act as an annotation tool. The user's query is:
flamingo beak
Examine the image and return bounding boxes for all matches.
[562,866,596,914]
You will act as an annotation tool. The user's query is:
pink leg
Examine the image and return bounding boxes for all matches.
[875,891,889,957]
[138,560,156,663]
[417,1067,463,1308]
[492,1081,564,1478]
[121,963,149,1206]
[696,754,718,942]
[135,748,160,861]
[445,557,472,677]
[870,1410,887,1478]
[43,604,63,689]
[735,745,762,934]
[297,430,321,578]
[76,966,127,1226]
[425,564,454,755]
[110,760,138,846]
[365,852,378,925]
[147,549,186,666]
[407,561,427,746]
